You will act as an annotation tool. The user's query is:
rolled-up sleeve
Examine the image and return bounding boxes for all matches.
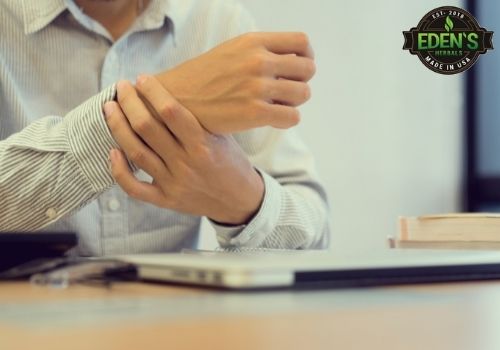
[0,85,118,231]
[211,128,330,250]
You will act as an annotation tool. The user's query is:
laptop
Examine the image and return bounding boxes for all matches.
[119,249,500,290]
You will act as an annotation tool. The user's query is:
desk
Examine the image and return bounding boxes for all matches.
[1,280,500,350]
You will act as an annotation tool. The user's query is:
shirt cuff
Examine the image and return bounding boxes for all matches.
[65,84,119,192]
[211,168,282,248]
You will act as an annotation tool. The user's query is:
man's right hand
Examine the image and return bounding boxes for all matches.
[151,32,316,134]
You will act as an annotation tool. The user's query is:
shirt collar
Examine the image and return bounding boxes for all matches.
[22,0,66,35]
[21,0,188,35]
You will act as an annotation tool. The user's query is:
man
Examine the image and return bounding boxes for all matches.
[0,0,329,255]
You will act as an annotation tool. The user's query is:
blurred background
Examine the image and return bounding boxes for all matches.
[203,0,500,253]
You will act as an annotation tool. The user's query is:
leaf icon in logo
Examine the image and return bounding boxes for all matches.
[445,16,454,32]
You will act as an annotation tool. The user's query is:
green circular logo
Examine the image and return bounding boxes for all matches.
[403,6,494,75]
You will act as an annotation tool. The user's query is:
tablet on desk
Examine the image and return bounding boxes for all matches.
[0,232,78,273]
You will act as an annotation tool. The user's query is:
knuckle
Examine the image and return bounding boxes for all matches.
[174,165,189,180]
[136,75,153,89]
[136,80,153,96]
[248,79,269,99]
[159,102,180,122]
[117,87,131,105]
[132,117,154,134]
[173,159,191,176]
[129,149,146,165]
[116,93,126,106]
[241,32,260,45]
[126,187,142,200]
[114,175,140,199]
[248,52,273,75]
[248,101,268,126]
[164,189,180,207]
[111,166,123,181]
[106,114,119,132]
[183,166,198,180]
[192,143,211,162]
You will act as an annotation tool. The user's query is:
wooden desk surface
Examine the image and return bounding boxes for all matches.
[2,280,500,350]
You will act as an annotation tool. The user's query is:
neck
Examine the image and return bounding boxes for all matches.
[75,0,150,40]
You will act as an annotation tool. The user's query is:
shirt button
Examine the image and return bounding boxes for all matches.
[108,198,121,211]
[46,208,57,219]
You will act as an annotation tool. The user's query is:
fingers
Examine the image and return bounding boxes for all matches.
[116,80,181,160]
[258,32,315,59]
[135,75,203,149]
[104,100,170,179]
[109,149,166,208]
[268,80,311,107]
[262,103,301,129]
[274,55,316,82]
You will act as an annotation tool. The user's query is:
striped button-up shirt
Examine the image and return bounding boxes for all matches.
[0,0,329,256]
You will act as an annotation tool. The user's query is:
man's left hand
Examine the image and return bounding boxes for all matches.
[104,76,265,225]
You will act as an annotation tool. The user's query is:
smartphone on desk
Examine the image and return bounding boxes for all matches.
[0,232,77,274]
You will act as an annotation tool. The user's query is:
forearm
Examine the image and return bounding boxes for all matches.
[0,86,117,231]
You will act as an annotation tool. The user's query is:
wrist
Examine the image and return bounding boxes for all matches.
[211,170,265,226]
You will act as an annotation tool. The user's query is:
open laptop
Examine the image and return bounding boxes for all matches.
[119,249,500,289]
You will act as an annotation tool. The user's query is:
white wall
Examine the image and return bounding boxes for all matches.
[238,0,464,253]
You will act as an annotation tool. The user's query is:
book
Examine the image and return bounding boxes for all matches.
[393,213,500,250]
